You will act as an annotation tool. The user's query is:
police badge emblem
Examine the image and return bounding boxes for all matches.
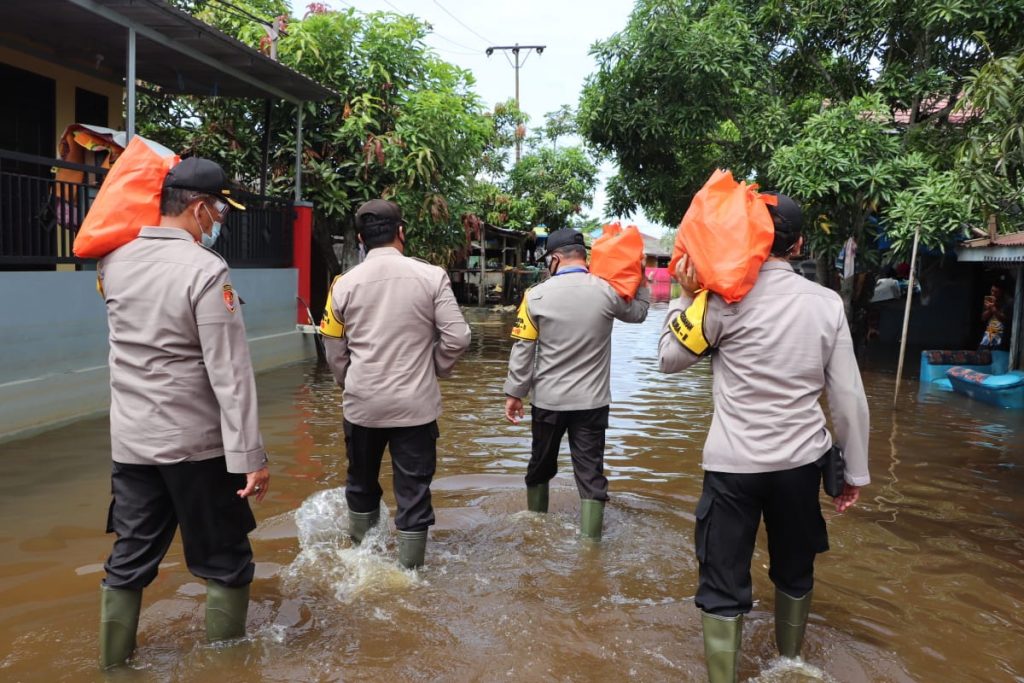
[223,284,236,313]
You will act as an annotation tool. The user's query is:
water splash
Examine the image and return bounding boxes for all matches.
[282,488,420,603]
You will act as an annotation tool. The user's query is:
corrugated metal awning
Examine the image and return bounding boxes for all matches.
[1,0,334,103]
[957,232,1024,263]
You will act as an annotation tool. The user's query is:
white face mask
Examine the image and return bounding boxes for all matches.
[198,203,223,248]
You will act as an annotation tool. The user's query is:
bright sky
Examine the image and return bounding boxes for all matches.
[321,0,666,235]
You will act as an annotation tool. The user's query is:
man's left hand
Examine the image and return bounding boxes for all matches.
[238,466,270,502]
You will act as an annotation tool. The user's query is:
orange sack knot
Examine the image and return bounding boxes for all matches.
[668,169,778,304]
[590,222,646,301]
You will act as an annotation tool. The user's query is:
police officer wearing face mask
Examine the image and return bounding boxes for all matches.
[503,228,650,540]
[95,157,269,668]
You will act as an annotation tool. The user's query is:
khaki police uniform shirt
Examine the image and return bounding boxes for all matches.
[504,270,651,410]
[658,260,870,485]
[320,246,471,428]
[98,227,267,474]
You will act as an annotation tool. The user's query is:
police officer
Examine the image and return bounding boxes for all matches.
[320,199,471,569]
[503,227,650,540]
[97,157,270,668]
[657,194,870,682]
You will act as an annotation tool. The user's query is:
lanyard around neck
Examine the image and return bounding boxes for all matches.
[553,266,589,276]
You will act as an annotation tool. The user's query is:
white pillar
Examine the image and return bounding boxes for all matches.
[126,28,136,142]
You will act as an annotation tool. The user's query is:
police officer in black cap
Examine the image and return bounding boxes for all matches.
[503,227,650,540]
[659,193,870,682]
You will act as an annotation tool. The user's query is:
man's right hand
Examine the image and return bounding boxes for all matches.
[834,483,860,513]
[505,396,525,424]
[674,253,700,298]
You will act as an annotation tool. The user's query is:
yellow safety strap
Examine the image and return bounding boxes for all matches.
[669,289,711,356]
[510,291,538,341]
[319,275,345,339]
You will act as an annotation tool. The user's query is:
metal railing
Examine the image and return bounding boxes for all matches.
[0,149,105,265]
[0,149,293,269]
[214,191,293,268]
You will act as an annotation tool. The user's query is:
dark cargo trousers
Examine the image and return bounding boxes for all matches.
[694,460,829,617]
[526,405,610,501]
[103,457,257,590]
[343,420,439,532]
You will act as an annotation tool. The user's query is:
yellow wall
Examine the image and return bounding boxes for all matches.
[0,45,123,156]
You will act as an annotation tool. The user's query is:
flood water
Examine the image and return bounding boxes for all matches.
[1,305,1023,682]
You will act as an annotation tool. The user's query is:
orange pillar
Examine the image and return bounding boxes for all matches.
[292,201,313,324]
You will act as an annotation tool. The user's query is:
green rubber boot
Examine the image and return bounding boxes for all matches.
[398,529,428,569]
[205,582,250,643]
[579,499,605,541]
[99,585,142,669]
[774,588,812,659]
[348,508,380,544]
[701,611,742,683]
[526,484,549,513]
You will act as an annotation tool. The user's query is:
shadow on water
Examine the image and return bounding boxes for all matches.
[0,304,1022,681]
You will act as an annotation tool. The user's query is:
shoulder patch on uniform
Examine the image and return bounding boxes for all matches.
[319,274,345,339]
[511,288,538,341]
[669,289,711,356]
[222,284,236,313]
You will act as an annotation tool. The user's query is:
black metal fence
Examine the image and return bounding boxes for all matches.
[0,148,293,269]
[0,149,104,266]
[214,191,294,268]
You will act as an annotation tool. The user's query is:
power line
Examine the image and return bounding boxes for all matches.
[432,0,493,46]
[485,44,547,163]
[208,0,272,26]
[372,1,489,55]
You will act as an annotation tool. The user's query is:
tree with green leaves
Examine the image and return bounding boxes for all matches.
[141,2,493,275]
[579,0,1024,268]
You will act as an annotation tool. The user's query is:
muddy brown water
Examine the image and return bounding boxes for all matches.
[0,306,1022,682]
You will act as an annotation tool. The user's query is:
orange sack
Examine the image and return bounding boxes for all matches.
[72,136,179,259]
[668,169,777,304]
[590,222,646,300]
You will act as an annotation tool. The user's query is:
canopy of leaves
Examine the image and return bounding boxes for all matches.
[580,0,1024,262]
[141,2,493,267]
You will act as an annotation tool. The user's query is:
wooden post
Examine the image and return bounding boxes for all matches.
[478,226,486,307]
[894,226,921,407]
[1010,263,1024,371]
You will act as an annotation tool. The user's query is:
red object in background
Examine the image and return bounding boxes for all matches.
[292,203,313,324]
[668,169,776,304]
[590,222,646,300]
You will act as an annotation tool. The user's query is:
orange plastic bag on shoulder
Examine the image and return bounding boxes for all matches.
[668,169,777,304]
[73,136,179,259]
[590,222,646,300]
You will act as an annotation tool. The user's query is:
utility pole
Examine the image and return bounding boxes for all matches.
[486,43,546,163]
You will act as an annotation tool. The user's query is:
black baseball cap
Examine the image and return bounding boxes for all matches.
[355,199,402,232]
[163,157,245,210]
[544,228,587,256]
[763,192,802,235]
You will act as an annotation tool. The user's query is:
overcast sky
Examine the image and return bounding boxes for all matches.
[322,0,666,235]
